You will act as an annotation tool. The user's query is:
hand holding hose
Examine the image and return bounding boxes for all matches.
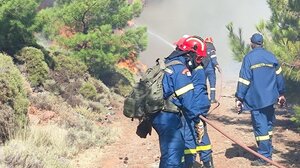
[278,95,286,108]
[215,64,222,73]
[195,120,204,144]
[236,99,243,114]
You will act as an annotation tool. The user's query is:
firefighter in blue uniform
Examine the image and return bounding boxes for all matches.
[203,37,221,104]
[235,33,286,166]
[182,65,214,168]
[193,65,214,168]
[174,35,214,168]
[151,35,208,168]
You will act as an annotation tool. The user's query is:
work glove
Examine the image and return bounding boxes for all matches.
[235,99,243,114]
[136,119,152,138]
[195,120,204,144]
[277,95,286,108]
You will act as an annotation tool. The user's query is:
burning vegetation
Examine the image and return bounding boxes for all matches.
[117,54,147,75]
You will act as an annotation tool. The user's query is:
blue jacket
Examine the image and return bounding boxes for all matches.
[204,42,219,72]
[163,51,201,123]
[192,65,211,115]
[235,47,285,110]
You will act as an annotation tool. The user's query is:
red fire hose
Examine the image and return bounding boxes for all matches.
[200,115,287,168]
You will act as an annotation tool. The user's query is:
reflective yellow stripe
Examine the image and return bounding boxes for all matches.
[196,145,212,151]
[276,67,282,74]
[195,66,203,70]
[238,77,250,86]
[256,135,270,141]
[184,148,197,154]
[250,63,273,69]
[268,131,273,136]
[175,83,194,96]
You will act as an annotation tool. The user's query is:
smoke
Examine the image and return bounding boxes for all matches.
[135,0,271,80]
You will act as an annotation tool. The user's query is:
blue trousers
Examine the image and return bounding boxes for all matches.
[181,116,212,167]
[205,70,216,101]
[152,111,184,168]
[251,105,275,159]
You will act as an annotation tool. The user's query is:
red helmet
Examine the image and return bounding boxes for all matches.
[175,35,207,64]
[174,35,190,47]
[204,37,214,43]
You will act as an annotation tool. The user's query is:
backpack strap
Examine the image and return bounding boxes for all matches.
[161,60,183,74]
[165,60,183,67]
[160,60,185,113]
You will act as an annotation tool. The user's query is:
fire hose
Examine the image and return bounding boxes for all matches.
[199,115,286,168]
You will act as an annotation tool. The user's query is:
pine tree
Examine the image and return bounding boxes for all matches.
[227,0,300,81]
[35,0,147,76]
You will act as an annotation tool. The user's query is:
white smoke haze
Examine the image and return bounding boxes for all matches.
[135,0,271,80]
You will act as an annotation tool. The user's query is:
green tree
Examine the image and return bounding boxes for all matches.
[226,22,250,62]
[60,25,147,71]
[227,0,300,80]
[36,0,143,35]
[0,0,39,55]
[35,0,147,80]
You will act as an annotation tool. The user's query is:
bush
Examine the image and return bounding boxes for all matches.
[0,105,116,167]
[100,68,134,96]
[15,47,49,87]
[79,82,97,100]
[0,54,29,143]
[53,55,88,81]
[291,106,300,128]
[0,105,15,144]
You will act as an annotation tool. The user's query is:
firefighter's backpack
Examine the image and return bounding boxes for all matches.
[123,59,182,119]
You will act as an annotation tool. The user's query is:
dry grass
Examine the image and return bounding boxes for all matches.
[0,90,116,168]
[0,123,115,168]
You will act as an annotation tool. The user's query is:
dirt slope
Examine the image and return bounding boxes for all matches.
[94,80,299,168]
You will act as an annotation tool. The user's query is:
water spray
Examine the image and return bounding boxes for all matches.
[147,30,175,49]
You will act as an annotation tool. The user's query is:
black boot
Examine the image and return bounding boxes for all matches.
[202,157,214,168]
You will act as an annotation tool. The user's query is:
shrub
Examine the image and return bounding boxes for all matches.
[43,79,61,95]
[0,105,15,144]
[79,82,97,100]
[30,92,62,111]
[15,47,49,87]
[53,55,88,81]
[0,102,116,167]
[0,54,29,143]
[116,67,135,85]
[291,106,300,128]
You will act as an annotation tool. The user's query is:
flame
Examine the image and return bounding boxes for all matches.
[59,26,76,38]
[127,20,135,27]
[117,54,147,74]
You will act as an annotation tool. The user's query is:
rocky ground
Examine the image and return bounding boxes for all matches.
[78,80,300,168]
